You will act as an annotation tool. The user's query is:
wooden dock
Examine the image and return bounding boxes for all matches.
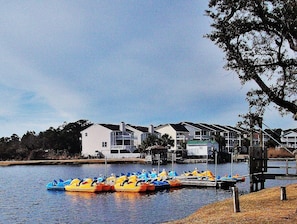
[176,176,236,189]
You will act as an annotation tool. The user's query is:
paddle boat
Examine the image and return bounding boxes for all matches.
[65,178,100,193]
[166,179,182,188]
[137,170,150,181]
[144,181,156,191]
[158,169,168,180]
[183,168,201,177]
[232,174,246,182]
[114,175,148,193]
[104,173,132,192]
[183,169,216,181]
[149,179,170,191]
[154,169,181,188]
[46,179,72,191]
[95,176,113,192]
[135,179,156,191]
[104,174,118,191]
[218,174,245,183]
[168,170,178,178]
[148,169,158,179]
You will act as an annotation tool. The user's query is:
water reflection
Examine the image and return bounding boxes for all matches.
[1,161,296,223]
[65,191,98,200]
[114,192,145,202]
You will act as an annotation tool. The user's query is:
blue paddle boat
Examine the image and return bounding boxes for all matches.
[46,179,72,191]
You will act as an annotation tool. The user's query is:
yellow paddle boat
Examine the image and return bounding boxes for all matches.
[65,178,100,193]
[114,175,147,193]
[183,169,216,181]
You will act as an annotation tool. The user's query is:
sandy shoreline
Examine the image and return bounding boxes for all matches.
[0,158,146,166]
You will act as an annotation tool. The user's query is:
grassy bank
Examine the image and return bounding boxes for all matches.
[167,183,297,223]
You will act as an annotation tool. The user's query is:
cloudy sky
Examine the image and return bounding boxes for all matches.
[0,0,294,137]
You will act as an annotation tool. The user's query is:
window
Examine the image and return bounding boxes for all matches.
[85,133,88,137]
[102,142,107,147]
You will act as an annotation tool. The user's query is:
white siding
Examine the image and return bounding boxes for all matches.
[81,123,141,158]
[155,125,178,150]
[81,124,111,157]
[187,145,208,156]
[281,131,297,148]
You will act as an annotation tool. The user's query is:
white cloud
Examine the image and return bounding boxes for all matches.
[0,0,294,137]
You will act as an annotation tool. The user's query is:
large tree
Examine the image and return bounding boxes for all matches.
[206,0,297,122]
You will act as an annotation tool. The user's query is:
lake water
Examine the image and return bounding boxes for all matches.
[1,161,296,223]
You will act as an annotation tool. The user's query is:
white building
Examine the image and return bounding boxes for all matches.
[186,140,219,157]
[281,129,297,149]
[182,122,248,153]
[125,124,156,148]
[80,120,290,159]
[182,122,215,141]
[154,123,190,151]
[80,122,139,158]
[212,124,247,152]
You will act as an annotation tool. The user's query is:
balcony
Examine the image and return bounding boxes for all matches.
[110,145,137,153]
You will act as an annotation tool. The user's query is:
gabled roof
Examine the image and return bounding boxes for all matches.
[228,126,248,134]
[182,122,204,130]
[283,129,297,134]
[155,123,189,133]
[126,125,148,132]
[199,123,220,132]
[282,129,297,137]
[170,123,189,132]
[213,124,239,133]
[100,124,120,131]
[100,124,134,133]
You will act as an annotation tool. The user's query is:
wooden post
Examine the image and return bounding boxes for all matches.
[250,174,256,192]
[104,155,107,177]
[294,151,297,175]
[215,151,217,188]
[280,186,287,201]
[157,154,160,174]
[232,186,240,212]
[286,159,289,175]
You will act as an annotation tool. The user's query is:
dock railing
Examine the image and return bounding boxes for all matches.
[250,155,297,192]
[266,157,297,177]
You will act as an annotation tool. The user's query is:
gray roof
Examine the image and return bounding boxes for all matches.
[127,125,149,132]
[183,122,215,131]
[170,123,189,132]
[100,124,119,131]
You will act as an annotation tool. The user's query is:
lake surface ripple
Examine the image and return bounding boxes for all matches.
[1,161,296,223]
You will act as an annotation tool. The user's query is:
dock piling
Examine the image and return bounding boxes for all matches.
[280,186,287,201]
[232,186,240,213]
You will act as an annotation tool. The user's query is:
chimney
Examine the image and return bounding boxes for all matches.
[120,122,126,132]
[149,125,154,134]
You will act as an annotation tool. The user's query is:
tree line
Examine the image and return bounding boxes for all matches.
[0,115,283,161]
[0,120,93,160]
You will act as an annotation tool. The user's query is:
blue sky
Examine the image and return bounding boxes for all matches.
[0,1,295,137]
